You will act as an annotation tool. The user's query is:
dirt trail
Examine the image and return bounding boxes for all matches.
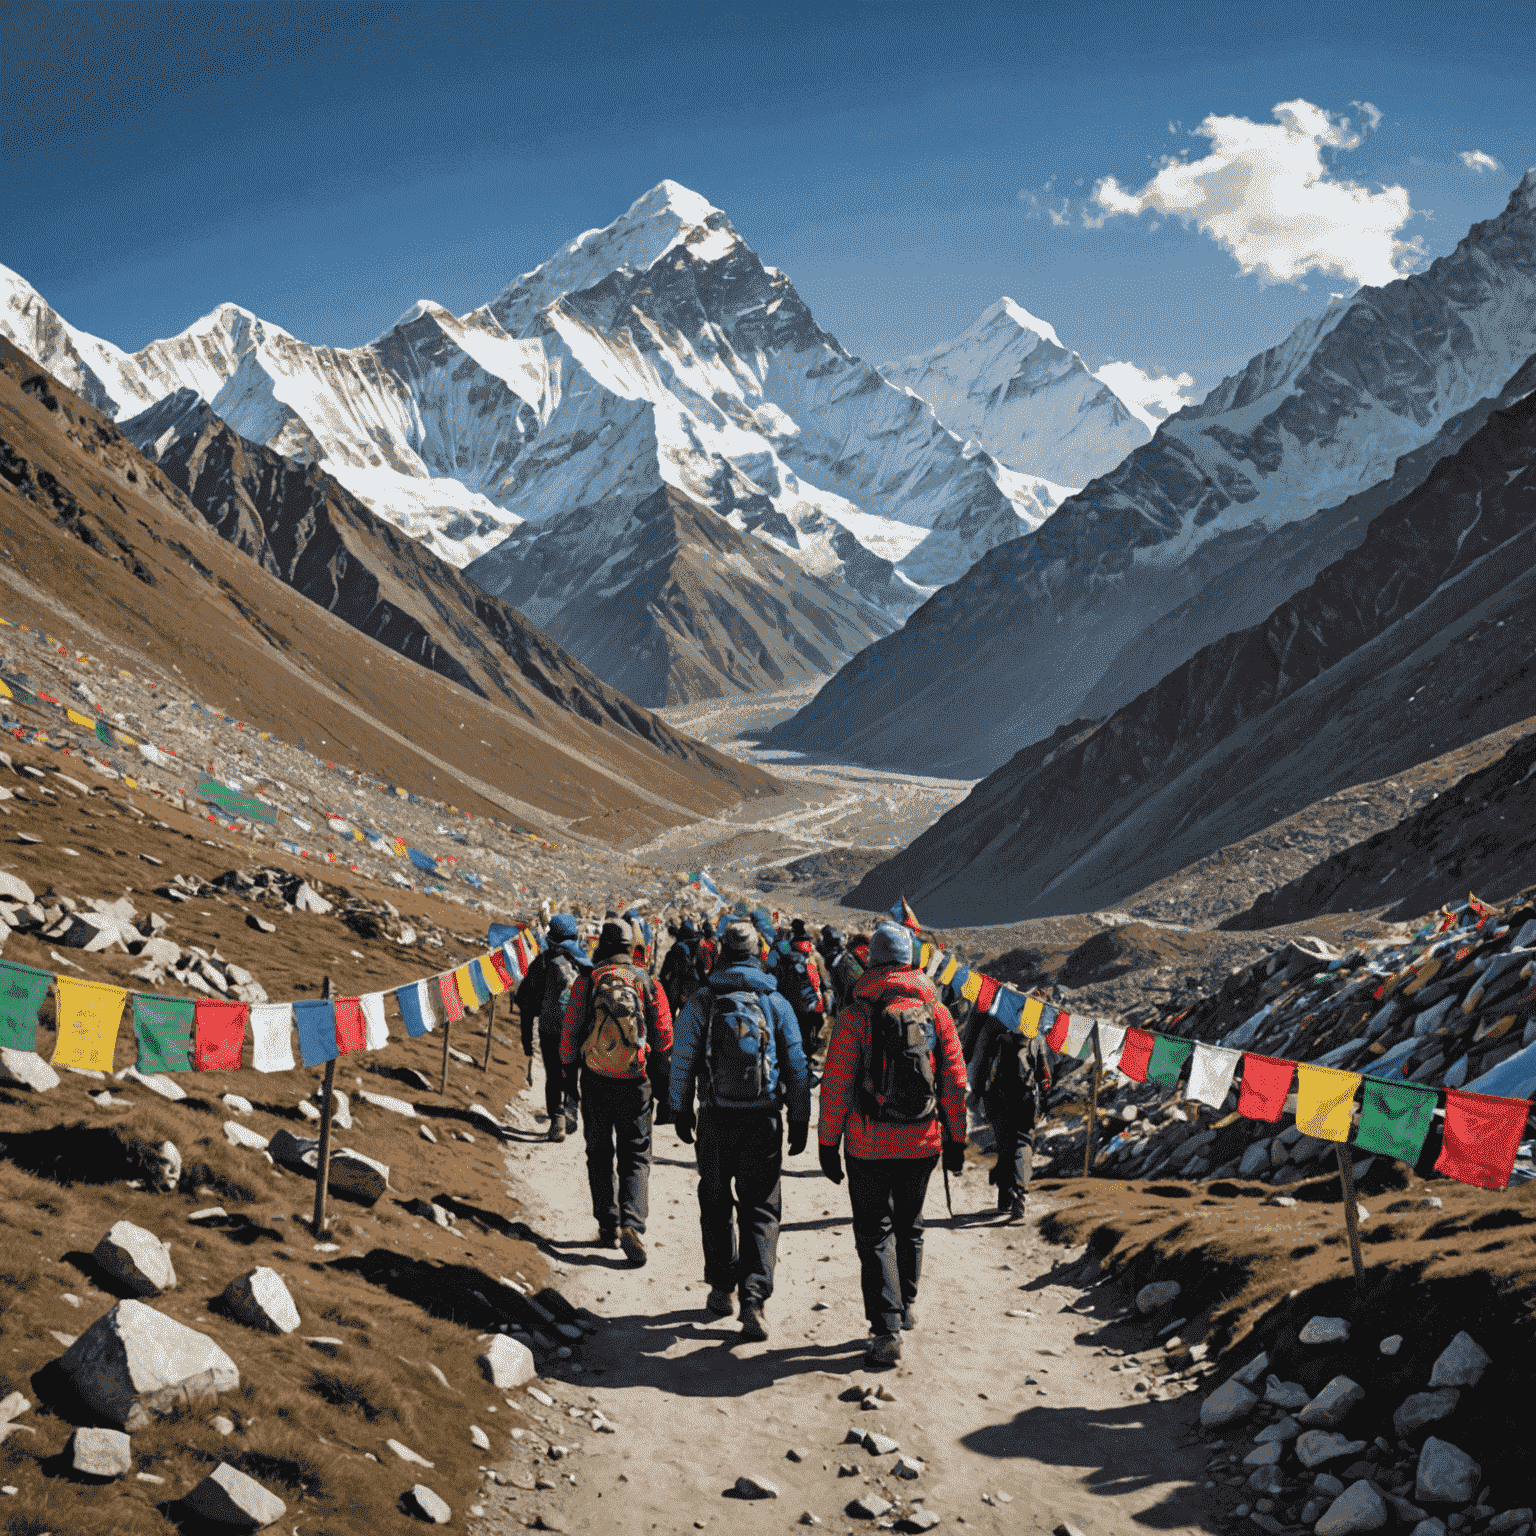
[475,1072,1225,1536]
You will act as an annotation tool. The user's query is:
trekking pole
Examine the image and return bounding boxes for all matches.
[310,975,335,1237]
[943,1160,954,1221]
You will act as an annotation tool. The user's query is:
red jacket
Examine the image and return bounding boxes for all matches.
[560,962,673,1079]
[818,966,966,1160]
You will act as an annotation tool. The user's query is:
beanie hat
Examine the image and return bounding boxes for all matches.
[721,920,758,959]
[868,921,915,968]
[791,917,808,936]
[548,912,579,942]
[599,918,633,951]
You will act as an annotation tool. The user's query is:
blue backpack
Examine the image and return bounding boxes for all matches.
[705,988,775,1108]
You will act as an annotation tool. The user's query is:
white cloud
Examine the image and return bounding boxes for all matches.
[1460,149,1501,174]
[1094,359,1198,431]
[1351,100,1383,131]
[1090,98,1422,287]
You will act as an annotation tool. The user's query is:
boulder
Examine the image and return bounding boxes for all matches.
[1135,1282,1181,1314]
[70,1425,131,1478]
[1296,1432,1368,1467]
[734,1474,780,1498]
[117,1066,186,1102]
[1487,1513,1534,1534]
[185,1462,288,1527]
[222,1268,300,1334]
[223,1121,270,1152]
[1315,1479,1388,1534]
[403,1484,451,1523]
[1428,1332,1490,1389]
[1254,1416,1299,1444]
[269,1129,318,1170]
[849,1493,892,1519]
[1394,1389,1460,1438]
[1201,1379,1258,1428]
[1379,1334,1404,1356]
[221,1093,253,1115]
[0,1048,59,1092]
[1247,1464,1286,1495]
[0,871,36,904]
[293,883,332,915]
[1244,1442,1282,1466]
[1415,1437,1481,1504]
[150,1140,181,1192]
[59,1300,239,1428]
[1298,1376,1365,1426]
[93,1221,176,1296]
[330,1148,389,1205]
[0,1391,29,1423]
[136,937,182,969]
[358,1090,415,1117]
[1239,1141,1272,1177]
[479,1335,537,1389]
[1409,1522,1448,1536]
[1300,1316,1351,1345]
[1230,1352,1269,1387]
[1264,1376,1312,1411]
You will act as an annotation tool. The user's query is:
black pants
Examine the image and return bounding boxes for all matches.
[580,1071,652,1234]
[540,1028,576,1128]
[846,1154,937,1336]
[695,1105,783,1307]
[796,1009,824,1063]
[990,1101,1037,1201]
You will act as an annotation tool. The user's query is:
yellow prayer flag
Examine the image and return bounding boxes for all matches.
[960,969,984,1004]
[66,708,95,728]
[1020,995,1045,1038]
[477,954,505,996]
[0,680,11,699]
[938,955,960,986]
[1294,1064,1361,1143]
[454,965,479,1010]
[919,943,932,969]
[51,976,127,1072]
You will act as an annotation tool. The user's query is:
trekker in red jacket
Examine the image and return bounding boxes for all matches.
[561,917,673,1266]
[817,921,967,1366]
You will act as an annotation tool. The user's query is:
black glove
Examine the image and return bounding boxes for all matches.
[675,1107,696,1145]
[563,1063,581,1101]
[818,1143,844,1184]
[942,1140,966,1176]
[787,1120,808,1156]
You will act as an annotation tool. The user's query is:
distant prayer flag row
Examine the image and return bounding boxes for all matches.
[0,926,546,1078]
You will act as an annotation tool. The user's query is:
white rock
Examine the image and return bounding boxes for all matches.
[221,1093,253,1115]
[1135,1281,1181,1314]
[1315,1479,1388,1534]
[1379,1334,1404,1356]
[862,1431,899,1456]
[1300,1316,1351,1345]
[59,1300,240,1428]
[0,1392,29,1424]
[298,1100,321,1121]
[734,1474,780,1498]
[388,1438,434,1467]
[93,1221,177,1296]
[358,1090,415,1117]
[211,1415,235,1436]
[1296,1431,1368,1467]
[117,1066,186,1101]
[1298,1376,1364,1426]
[185,1462,288,1527]
[70,1425,131,1477]
[1201,1379,1258,1428]
[222,1268,300,1334]
[293,882,332,915]
[1415,1437,1481,1504]
[470,1425,490,1450]
[0,1048,59,1092]
[150,1140,181,1192]
[404,1484,451,1523]
[894,1455,924,1479]
[1428,1331,1490,1389]
[850,1492,892,1518]
[1394,1389,1459,1437]
[0,872,36,904]
[223,1121,270,1151]
[479,1335,537,1389]
[1264,1376,1312,1410]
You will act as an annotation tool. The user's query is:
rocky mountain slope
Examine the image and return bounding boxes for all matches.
[0,340,773,835]
[847,377,1536,924]
[879,297,1148,487]
[775,172,1536,776]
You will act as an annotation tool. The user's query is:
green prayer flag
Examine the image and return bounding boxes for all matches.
[132,993,195,1074]
[0,959,52,1050]
[1354,1078,1437,1164]
[1146,1034,1194,1087]
[197,774,278,825]
[95,720,115,746]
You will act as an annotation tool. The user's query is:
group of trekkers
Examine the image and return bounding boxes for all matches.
[514,905,1051,1367]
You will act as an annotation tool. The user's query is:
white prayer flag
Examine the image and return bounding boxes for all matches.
[1063,1013,1095,1058]
[249,1003,295,1073]
[1188,1042,1241,1108]
[360,992,389,1051]
[1096,1021,1127,1072]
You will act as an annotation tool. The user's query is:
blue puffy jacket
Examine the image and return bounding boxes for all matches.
[670,962,810,1121]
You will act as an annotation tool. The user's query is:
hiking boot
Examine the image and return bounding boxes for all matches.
[865,1333,902,1367]
[901,1307,918,1331]
[547,1124,565,1143]
[597,1226,619,1249]
[705,1288,734,1318]
[1006,1194,1027,1223]
[739,1306,769,1342]
[565,1111,579,1135]
[619,1227,648,1267]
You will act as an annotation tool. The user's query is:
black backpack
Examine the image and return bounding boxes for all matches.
[860,995,938,1124]
[777,948,823,1015]
[540,951,582,1036]
[704,987,775,1109]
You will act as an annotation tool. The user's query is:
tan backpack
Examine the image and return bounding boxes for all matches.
[581,963,647,1076]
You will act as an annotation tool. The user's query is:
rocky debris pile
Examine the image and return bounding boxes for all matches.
[1198,1323,1530,1536]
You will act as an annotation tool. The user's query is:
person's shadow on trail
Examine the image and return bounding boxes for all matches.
[961,1398,1215,1532]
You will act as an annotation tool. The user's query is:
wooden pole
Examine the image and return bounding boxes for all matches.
[482,994,496,1072]
[440,1010,453,1095]
[310,976,335,1238]
[1084,1027,1104,1178]
[1335,1144,1366,1284]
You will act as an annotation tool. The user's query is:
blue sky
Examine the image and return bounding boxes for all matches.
[5,0,1530,402]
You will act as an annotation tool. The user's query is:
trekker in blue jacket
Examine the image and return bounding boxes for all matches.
[670,919,811,1342]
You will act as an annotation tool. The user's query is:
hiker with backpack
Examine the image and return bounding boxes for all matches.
[830,931,868,1013]
[560,917,674,1265]
[669,919,810,1341]
[970,1011,1052,1222]
[817,921,967,1367]
[515,912,591,1142]
[774,918,828,1066]
[660,918,704,1017]
[696,916,719,979]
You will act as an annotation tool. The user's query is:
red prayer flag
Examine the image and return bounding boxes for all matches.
[1118,1029,1155,1083]
[489,950,515,989]
[334,997,365,1055]
[438,972,464,1023]
[193,998,247,1071]
[1238,1053,1296,1122]
[1046,1008,1070,1052]
[975,974,1000,1014]
[1436,1089,1530,1191]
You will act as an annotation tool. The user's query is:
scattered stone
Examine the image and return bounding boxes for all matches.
[1300,1316,1351,1345]
[60,1299,240,1428]
[1254,1416,1299,1444]
[1054,1526,1088,1536]
[223,1120,270,1152]
[359,1089,416,1117]
[1135,1281,1181,1313]
[388,1438,435,1468]
[470,1425,490,1450]
[1379,1335,1404,1356]
[298,1100,321,1122]
[863,1431,899,1456]
[118,1066,187,1102]
[903,1512,941,1532]
[1314,1474,1346,1497]
[0,1393,29,1423]
[1231,1353,1269,1387]
[149,1139,182,1191]
[1247,1465,1286,1495]
[184,1462,287,1528]
[733,1474,780,1498]
[402,1483,452,1524]
[222,1267,300,1334]
[292,882,331,915]
[329,1147,389,1204]
[1415,1437,1481,1505]
[849,1492,892,1519]
[93,1220,177,1296]
[1487,1512,1534,1533]
[136,1472,165,1485]
[895,1455,924,1479]
[798,1513,822,1526]
[1296,1431,1368,1467]
[1428,1332,1490,1389]
[1298,1376,1364,1427]
[479,1335,537,1389]
[0,1048,59,1092]
[1264,1376,1312,1411]
[1243,1442,1282,1467]
[70,1425,132,1477]
[221,1093,253,1115]
[1201,1379,1259,1428]
[1394,1389,1460,1437]
[189,1207,228,1223]
[407,1198,455,1228]
[211,1415,235,1436]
